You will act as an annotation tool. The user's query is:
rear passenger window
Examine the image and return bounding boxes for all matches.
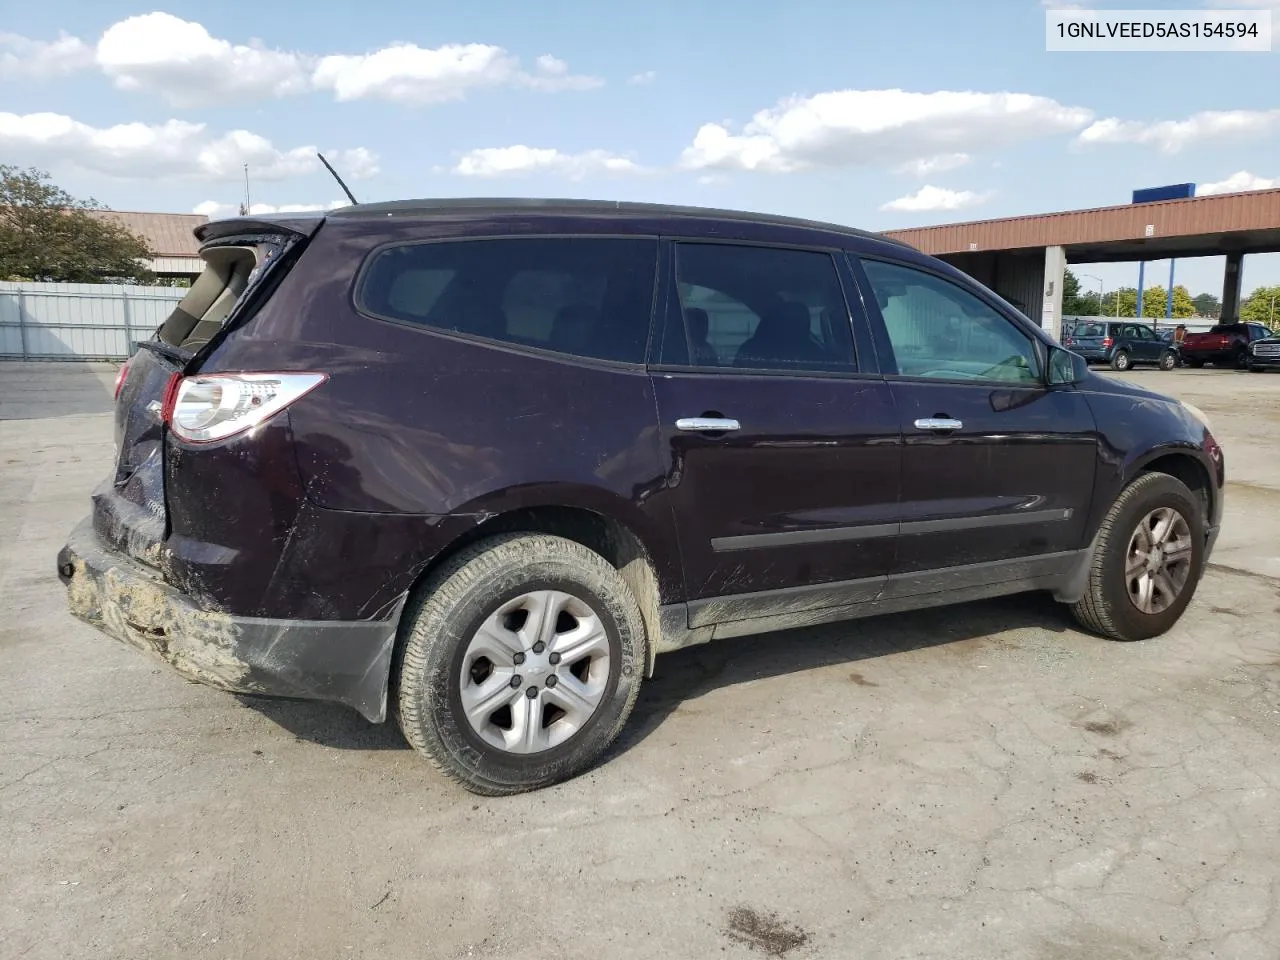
[358,238,658,364]
[662,243,856,373]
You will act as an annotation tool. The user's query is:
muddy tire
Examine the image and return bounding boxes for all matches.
[1110,350,1132,372]
[395,533,646,795]
[1070,473,1205,642]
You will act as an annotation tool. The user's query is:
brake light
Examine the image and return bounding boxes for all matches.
[1102,336,1114,348]
[164,372,327,443]
[113,361,130,401]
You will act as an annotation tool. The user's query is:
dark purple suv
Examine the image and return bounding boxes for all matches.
[58,199,1225,794]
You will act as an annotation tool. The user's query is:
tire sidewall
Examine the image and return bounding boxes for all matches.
[1112,351,1131,371]
[406,543,644,791]
[1159,351,1176,370]
[1096,477,1205,639]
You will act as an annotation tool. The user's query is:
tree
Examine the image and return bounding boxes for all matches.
[0,165,153,283]
[1139,284,1195,320]
[1241,285,1280,326]
[1102,287,1138,318]
[1062,270,1104,316]
[1191,292,1220,318]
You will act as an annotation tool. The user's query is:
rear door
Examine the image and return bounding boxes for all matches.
[98,218,317,565]
[851,255,1098,594]
[649,241,900,627]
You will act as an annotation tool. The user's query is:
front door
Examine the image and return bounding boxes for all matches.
[853,256,1098,594]
[650,241,901,627]
[1127,323,1165,363]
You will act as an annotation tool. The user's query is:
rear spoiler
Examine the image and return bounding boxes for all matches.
[194,212,327,245]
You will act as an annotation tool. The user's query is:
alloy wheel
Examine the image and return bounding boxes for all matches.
[459,590,611,754]
[1124,507,1193,615]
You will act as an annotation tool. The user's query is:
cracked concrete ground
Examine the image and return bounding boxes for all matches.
[1,362,1278,960]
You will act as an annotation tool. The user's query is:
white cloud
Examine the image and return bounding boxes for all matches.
[1077,108,1280,153]
[0,111,378,181]
[679,89,1092,173]
[880,185,993,213]
[452,145,642,179]
[313,42,599,103]
[0,32,93,78]
[193,199,350,220]
[895,152,972,176]
[628,70,657,85]
[1197,170,1279,195]
[96,13,309,108]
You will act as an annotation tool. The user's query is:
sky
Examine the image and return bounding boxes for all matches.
[2,0,1278,299]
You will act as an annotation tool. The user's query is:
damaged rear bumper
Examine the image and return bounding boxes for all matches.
[57,517,402,722]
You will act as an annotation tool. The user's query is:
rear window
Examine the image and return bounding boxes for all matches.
[1074,322,1108,338]
[158,244,266,351]
[1208,324,1244,334]
[357,237,658,364]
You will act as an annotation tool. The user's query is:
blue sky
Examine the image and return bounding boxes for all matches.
[2,0,1278,300]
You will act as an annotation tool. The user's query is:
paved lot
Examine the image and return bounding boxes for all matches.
[2,362,1278,960]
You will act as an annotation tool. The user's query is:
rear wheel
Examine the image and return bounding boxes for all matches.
[1234,348,1249,369]
[1158,351,1177,371]
[1110,350,1132,372]
[1070,473,1205,641]
[395,533,646,795]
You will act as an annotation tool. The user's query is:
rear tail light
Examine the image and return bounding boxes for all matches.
[113,361,130,400]
[1102,336,1114,348]
[164,372,327,443]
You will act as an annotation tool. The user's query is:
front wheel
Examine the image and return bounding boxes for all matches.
[1158,351,1177,371]
[1070,473,1205,641]
[395,533,647,795]
[1110,350,1132,372]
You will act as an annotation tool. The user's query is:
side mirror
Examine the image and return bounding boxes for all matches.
[1047,345,1088,385]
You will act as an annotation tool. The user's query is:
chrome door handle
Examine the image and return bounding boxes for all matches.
[676,417,741,432]
[914,417,963,432]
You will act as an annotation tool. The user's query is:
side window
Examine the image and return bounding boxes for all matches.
[859,259,1041,384]
[357,237,658,363]
[1248,324,1271,341]
[662,243,856,374]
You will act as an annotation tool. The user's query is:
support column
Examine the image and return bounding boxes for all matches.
[1042,245,1066,340]
[1221,252,1244,322]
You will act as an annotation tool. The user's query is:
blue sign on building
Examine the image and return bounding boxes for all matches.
[1132,183,1196,204]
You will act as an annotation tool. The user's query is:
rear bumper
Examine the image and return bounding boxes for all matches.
[57,517,402,722]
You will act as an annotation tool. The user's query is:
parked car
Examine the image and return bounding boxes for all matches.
[1063,320,1179,371]
[1180,322,1274,368]
[1248,331,1280,372]
[57,199,1225,795]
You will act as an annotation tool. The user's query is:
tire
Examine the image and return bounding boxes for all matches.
[395,533,647,795]
[1070,473,1206,642]
[1110,350,1132,372]
[1158,351,1177,371]
[1184,358,1204,369]
[1234,349,1249,369]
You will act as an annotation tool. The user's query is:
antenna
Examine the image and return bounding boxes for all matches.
[317,152,359,206]
[239,163,250,216]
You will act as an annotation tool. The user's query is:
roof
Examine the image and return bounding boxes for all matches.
[84,210,208,258]
[328,197,909,247]
[882,188,1280,258]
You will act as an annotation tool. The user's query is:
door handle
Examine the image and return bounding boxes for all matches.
[914,417,963,432]
[676,417,741,432]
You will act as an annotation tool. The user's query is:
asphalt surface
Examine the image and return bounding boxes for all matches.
[2,362,1278,960]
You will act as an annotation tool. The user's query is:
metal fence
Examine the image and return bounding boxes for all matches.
[0,282,186,361]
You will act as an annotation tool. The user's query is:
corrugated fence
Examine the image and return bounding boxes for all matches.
[0,282,185,361]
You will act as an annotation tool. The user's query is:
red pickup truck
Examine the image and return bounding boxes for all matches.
[1179,322,1275,368]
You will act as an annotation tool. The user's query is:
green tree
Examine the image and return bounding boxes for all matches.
[0,165,153,283]
[1140,284,1195,320]
[1102,287,1138,318]
[1241,285,1280,326]
[1191,292,1220,317]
